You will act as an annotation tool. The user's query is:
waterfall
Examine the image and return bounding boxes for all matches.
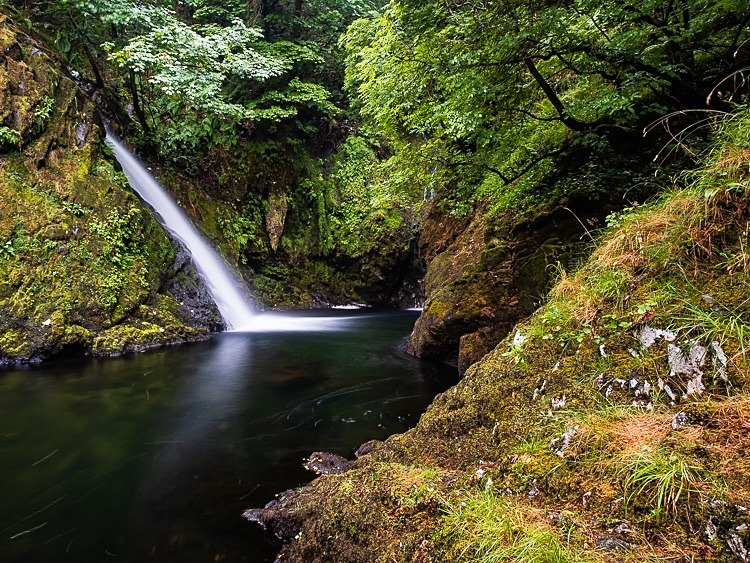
[105,131,256,331]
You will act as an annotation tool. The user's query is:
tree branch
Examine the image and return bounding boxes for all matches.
[524,58,591,132]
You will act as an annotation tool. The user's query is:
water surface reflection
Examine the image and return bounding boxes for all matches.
[0,311,456,562]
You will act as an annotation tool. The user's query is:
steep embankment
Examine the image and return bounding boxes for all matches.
[406,203,594,373]
[405,145,671,374]
[0,13,218,364]
[249,109,750,562]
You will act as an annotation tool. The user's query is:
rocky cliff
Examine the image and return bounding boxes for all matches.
[406,203,595,373]
[0,12,218,364]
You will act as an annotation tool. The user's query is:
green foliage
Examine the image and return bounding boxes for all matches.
[32,95,54,126]
[605,206,642,230]
[106,16,284,117]
[342,0,750,210]
[218,203,266,260]
[182,0,245,25]
[246,77,337,121]
[90,207,144,266]
[37,0,344,159]
[0,126,21,148]
[618,449,708,520]
[326,134,407,256]
[0,225,25,261]
[59,199,88,217]
[439,490,586,562]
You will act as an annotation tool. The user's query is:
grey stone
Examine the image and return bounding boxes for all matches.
[596,535,631,551]
[671,412,689,430]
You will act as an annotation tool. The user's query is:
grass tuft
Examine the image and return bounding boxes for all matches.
[618,448,707,520]
[438,491,586,563]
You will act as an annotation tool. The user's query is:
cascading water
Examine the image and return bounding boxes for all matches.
[105,130,358,333]
[105,130,256,330]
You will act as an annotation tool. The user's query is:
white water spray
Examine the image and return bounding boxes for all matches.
[105,131,257,330]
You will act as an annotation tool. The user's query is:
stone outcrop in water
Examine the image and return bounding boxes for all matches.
[0,12,219,364]
[405,203,595,373]
[304,451,353,475]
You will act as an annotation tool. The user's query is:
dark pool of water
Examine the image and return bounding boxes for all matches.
[0,310,456,562]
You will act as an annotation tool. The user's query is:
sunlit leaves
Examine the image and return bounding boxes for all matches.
[246,78,336,121]
[341,0,750,211]
[108,17,285,118]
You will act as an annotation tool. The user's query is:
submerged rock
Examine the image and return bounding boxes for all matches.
[243,489,302,541]
[354,440,382,459]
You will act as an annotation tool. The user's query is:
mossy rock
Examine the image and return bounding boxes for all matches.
[406,203,592,371]
[0,12,215,364]
[250,140,750,562]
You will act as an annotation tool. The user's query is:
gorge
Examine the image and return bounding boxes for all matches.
[1,0,749,561]
[105,131,257,331]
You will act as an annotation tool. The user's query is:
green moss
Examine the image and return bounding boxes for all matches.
[426,300,451,319]
[91,295,206,356]
[0,15,205,363]
[0,329,29,357]
[266,107,750,562]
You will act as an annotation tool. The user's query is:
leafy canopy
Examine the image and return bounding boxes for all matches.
[343,0,750,212]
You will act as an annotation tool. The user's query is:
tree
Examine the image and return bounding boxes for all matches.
[342,0,750,210]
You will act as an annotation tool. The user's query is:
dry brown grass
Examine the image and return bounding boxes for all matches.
[548,269,621,327]
[549,175,750,329]
[712,145,750,175]
[689,397,750,501]
[570,410,675,462]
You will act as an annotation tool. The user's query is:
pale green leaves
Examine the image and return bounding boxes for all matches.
[109,17,285,118]
[246,78,337,121]
[341,0,750,211]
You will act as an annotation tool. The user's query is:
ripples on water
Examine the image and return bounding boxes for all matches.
[0,311,456,562]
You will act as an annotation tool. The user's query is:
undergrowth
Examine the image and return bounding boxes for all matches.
[439,492,586,563]
[432,104,750,561]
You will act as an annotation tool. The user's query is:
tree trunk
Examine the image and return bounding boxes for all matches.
[128,69,150,135]
[524,58,589,132]
[247,0,262,23]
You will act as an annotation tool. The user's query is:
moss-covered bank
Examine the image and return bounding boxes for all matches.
[405,131,677,374]
[406,202,596,373]
[248,108,750,562]
[0,12,217,364]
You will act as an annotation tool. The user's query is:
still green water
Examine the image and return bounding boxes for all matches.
[0,311,455,562]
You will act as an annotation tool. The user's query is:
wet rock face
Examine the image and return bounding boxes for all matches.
[163,243,223,331]
[265,182,288,252]
[406,204,593,373]
[0,13,212,364]
[243,489,302,542]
